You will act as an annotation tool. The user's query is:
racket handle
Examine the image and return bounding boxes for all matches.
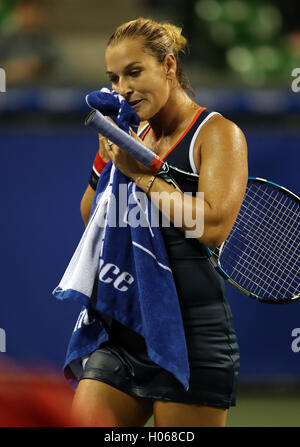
[85,110,164,172]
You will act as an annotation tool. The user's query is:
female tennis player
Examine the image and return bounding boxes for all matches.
[73,17,248,427]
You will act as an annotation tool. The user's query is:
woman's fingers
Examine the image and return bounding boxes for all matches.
[97,135,111,162]
[129,127,144,143]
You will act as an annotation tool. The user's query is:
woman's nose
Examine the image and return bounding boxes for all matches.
[117,78,133,99]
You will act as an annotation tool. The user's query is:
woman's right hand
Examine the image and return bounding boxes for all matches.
[98,133,111,163]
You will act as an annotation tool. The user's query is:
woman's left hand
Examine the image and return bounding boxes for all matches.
[101,119,153,181]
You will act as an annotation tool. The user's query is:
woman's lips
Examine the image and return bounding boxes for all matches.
[129,99,143,108]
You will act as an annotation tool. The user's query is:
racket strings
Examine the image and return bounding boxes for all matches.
[227,188,300,298]
[244,192,299,253]
[221,238,298,299]
[236,191,299,298]
[218,182,300,300]
[240,186,299,247]
[234,190,299,276]
[243,188,299,271]
[223,241,298,300]
[225,189,298,273]
[222,242,298,299]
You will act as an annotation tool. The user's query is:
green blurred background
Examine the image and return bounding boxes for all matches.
[0,0,299,87]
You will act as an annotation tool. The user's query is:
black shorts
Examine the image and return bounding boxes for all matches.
[81,236,240,409]
[80,313,239,410]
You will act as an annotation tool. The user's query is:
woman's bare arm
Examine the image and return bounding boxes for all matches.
[80,184,96,227]
[195,114,248,246]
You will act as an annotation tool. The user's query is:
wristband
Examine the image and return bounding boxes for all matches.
[88,152,107,190]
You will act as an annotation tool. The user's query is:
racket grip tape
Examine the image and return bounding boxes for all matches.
[85,110,164,172]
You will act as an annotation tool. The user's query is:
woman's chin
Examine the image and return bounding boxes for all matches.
[136,112,147,122]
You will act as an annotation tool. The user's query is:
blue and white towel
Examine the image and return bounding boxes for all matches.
[53,88,190,390]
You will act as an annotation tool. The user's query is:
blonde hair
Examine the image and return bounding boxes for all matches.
[107,17,193,94]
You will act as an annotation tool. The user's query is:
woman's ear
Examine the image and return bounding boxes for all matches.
[164,53,177,81]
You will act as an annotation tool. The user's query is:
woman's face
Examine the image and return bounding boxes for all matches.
[105,38,172,121]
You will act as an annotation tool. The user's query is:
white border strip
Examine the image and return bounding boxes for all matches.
[189,112,221,174]
[92,165,101,177]
[138,123,150,138]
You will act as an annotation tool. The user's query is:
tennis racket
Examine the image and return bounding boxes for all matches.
[85,110,300,304]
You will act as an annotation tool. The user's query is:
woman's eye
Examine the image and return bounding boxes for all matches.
[109,76,118,84]
[130,71,140,77]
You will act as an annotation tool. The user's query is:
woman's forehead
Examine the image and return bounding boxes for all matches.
[105,38,148,69]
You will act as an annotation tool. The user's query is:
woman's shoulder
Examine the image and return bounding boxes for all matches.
[198,112,246,144]
[193,111,247,164]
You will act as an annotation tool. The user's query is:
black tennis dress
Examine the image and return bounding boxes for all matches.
[82,108,240,409]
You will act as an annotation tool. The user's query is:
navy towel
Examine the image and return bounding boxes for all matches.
[53,88,190,391]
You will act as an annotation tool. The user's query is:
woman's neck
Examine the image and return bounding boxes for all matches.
[148,88,199,141]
